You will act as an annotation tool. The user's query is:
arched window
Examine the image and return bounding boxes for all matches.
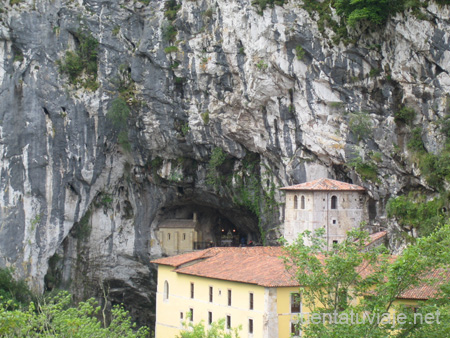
[164,280,169,300]
[331,195,338,209]
[294,195,298,209]
[301,196,305,209]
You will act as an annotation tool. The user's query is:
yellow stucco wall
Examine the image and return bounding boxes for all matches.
[155,265,267,338]
[276,287,310,338]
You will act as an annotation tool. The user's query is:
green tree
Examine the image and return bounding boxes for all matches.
[177,317,241,338]
[281,226,450,338]
[0,289,150,337]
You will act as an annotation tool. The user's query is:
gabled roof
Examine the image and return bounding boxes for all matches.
[158,219,197,229]
[397,269,450,300]
[151,247,447,299]
[151,247,298,287]
[280,178,365,192]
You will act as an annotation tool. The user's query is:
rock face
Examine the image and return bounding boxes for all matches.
[1,0,450,327]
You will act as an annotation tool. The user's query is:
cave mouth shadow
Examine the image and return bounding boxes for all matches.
[153,202,261,255]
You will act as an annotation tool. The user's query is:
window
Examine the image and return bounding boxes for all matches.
[291,293,301,313]
[226,315,231,329]
[208,311,212,325]
[183,233,186,240]
[332,219,337,225]
[190,283,194,299]
[333,240,338,246]
[180,312,183,319]
[249,293,254,310]
[189,308,194,321]
[331,195,338,209]
[168,233,171,240]
[291,322,300,336]
[209,286,213,303]
[249,319,253,334]
[294,195,298,209]
[163,280,169,301]
[228,289,232,306]
[301,195,305,209]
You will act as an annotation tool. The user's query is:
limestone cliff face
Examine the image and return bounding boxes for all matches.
[1,0,450,326]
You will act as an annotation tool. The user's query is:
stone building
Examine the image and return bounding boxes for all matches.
[281,178,368,248]
[156,213,200,256]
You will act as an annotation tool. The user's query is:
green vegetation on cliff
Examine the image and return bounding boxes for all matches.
[0,268,149,337]
[57,29,99,91]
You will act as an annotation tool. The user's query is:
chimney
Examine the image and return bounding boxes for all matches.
[193,212,198,223]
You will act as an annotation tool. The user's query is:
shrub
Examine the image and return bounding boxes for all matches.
[206,147,227,186]
[348,155,379,182]
[252,0,287,14]
[164,0,181,21]
[58,29,99,90]
[0,268,32,307]
[107,98,130,129]
[201,111,210,124]
[408,127,425,152]
[256,59,268,70]
[162,24,177,42]
[387,193,449,236]
[394,106,416,125]
[295,45,305,60]
[164,46,179,53]
[349,111,372,140]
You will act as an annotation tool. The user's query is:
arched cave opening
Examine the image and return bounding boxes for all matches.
[154,202,260,256]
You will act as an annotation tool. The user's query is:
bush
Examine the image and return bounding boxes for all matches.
[334,0,403,27]
[58,29,99,90]
[0,291,150,337]
[408,127,425,152]
[164,46,179,53]
[201,111,210,124]
[0,268,32,307]
[394,106,416,125]
[349,111,372,140]
[348,155,379,182]
[387,193,449,236]
[295,45,305,60]
[252,0,287,14]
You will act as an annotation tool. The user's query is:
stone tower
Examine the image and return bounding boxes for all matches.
[281,178,368,249]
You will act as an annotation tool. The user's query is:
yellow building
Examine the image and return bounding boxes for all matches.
[156,218,200,256]
[151,247,305,338]
[151,245,442,338]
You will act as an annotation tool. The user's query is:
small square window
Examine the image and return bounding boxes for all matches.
[332,219,337,224]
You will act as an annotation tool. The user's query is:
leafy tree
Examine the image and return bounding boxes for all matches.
[281,226,450,338]
[177,317,241,338]
[0,268,32,308]
[0,289,150,337]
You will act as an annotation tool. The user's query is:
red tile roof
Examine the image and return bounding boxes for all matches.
[280,178,365,191]
[151,247,298,287]
[397,269,450,300]
[151,247,447,298]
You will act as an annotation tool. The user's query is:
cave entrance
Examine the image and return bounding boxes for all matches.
[154,204,259,256]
